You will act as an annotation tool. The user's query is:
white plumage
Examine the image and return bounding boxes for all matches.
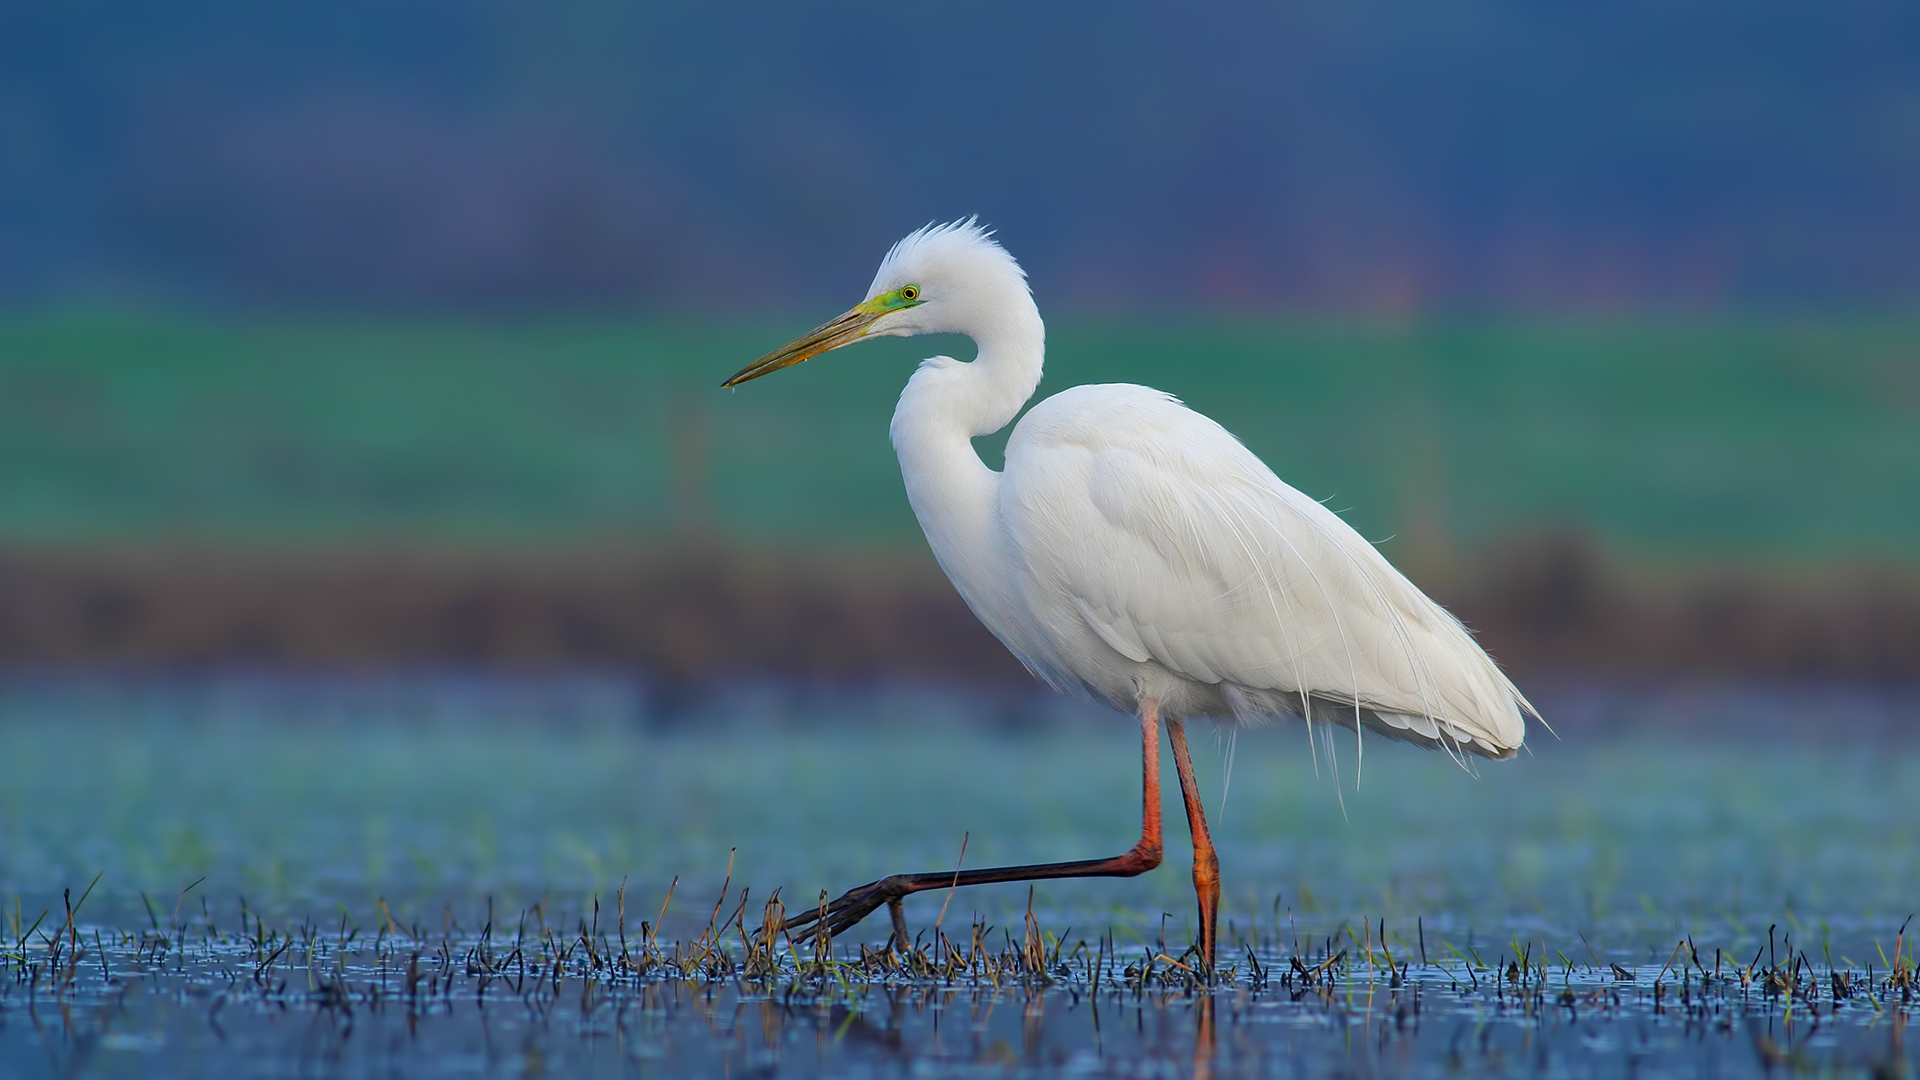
[867,220,1532,759]
[996,384,1530,757]
[722,218,1536,962]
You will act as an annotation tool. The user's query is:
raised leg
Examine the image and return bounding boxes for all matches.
[769,699,1165,944]
[887,897,910,951]
[1166,717,1220,975]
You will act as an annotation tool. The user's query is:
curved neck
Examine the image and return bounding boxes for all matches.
[907,300,1046,438]
[888,300,1044,627]
[889,292,1045,457]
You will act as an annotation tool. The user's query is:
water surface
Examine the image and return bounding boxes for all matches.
[1,674,1915,1077]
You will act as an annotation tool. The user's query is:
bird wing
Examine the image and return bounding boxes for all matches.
[1001,384,1530,757]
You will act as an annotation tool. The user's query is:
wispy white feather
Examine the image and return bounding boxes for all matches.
[852,219,1532,771]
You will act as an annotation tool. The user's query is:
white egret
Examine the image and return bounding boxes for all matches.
[723,219,1535,972]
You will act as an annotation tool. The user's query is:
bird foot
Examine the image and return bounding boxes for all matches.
[756,874,916,948]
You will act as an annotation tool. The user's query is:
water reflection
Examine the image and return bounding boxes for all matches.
[4,920,1914,1079]
[4,680,1917,1078]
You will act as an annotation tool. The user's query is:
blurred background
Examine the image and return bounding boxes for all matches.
[7,14,1920,1074]
[1,0,1917,708]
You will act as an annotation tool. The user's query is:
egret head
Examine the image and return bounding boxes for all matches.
[722,218,1028,388]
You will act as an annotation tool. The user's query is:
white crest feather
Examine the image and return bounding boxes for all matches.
[868,217,1027,301]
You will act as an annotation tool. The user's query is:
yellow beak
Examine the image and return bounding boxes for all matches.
[722,306,884,388]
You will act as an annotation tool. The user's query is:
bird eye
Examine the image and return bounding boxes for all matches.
[901,286,919,302]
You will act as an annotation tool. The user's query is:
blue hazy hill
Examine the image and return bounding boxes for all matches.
[2,0,1917,311]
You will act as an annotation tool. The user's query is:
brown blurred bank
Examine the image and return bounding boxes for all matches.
[2,535,1915,684]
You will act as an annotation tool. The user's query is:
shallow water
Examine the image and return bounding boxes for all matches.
[7,922,1917,1079]
[1,674,1916,1078]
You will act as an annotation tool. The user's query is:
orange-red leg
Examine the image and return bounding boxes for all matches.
[1166,717,1220,975]
[772,699,1165,943]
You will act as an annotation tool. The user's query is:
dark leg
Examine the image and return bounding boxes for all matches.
[1166,717,1220,975]
[887,897,909,952]
[770,699,1165,943]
